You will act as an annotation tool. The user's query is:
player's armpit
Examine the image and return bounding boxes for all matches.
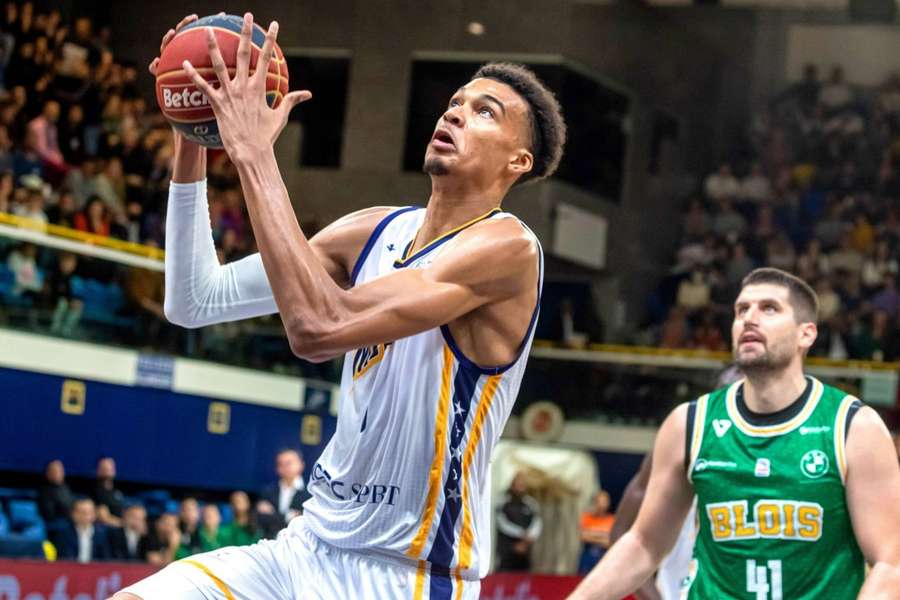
[286,218,538,362]
[845,407,900,570]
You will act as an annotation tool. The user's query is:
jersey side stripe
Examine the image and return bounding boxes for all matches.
[687,394,709,483]
[407,344,455,559]
[454,374,502,596]
[834,395,858,485]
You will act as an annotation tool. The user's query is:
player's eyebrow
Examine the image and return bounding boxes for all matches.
[451,88,507,116]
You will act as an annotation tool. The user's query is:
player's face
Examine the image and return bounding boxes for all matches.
[731,283,815,372]
[423,78,533,185]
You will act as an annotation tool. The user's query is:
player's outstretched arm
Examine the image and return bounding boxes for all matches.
[844,406,900,600]
[182,13,539,360]
[567,405,694,600]
[607,454,663,600]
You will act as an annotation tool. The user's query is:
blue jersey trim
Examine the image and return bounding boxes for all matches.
[429,571,454,600]
[350,206,419,286]
[440,243,543,376]
[393,208,501,269]
[426,365,481,569]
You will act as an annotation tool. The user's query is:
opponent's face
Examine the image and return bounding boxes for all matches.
[423,78,533,185]
[731,283,816,372]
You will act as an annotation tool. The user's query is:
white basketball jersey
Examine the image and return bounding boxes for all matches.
[657,500,697,600]
[296,206,543,585]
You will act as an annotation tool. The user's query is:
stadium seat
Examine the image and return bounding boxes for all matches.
[0,487,37,500]
[7,500,45,540]
[0,535,45,558]
[0,509,9,536]
[218,503,234,525]
[165,499,180,515]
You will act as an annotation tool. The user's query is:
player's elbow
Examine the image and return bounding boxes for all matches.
[285,318,337,362]
[163,297,200,329]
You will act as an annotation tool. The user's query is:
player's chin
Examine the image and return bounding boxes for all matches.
[423,155,454,176]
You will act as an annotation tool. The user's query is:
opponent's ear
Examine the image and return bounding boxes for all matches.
[509,149,533,176]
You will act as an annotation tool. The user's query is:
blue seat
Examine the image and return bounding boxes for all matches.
[0,535,45,558]
[218,503,233,525]
[7,500,44,540]
[0,509,9,535]
[0,487,37,500]
[165,499,180,515]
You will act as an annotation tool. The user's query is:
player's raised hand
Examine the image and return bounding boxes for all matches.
[148,13,199,76]
[182,12,312,162]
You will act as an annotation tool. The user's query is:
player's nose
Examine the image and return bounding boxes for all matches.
[442,105,464,127]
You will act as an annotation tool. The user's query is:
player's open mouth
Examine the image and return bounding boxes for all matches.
[738,332,765,346]
[431,129,456,151]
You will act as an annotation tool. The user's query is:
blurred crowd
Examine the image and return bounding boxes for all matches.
[0,2,326,376]
[26,448,309,564]
[652,64,900,362]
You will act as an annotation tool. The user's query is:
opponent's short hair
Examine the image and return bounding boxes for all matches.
[472,62,566,184]
[741,268,819,324]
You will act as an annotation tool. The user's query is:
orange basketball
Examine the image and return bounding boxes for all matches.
[155,14,289,148]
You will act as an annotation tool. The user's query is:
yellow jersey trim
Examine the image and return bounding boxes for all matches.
[180,559,236,600]
[726,377,824,437]
[394,208,501,268]
[406,344,455,559]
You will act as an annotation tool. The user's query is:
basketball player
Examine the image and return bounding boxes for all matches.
[115,12,565,600]
[568,268,900,600]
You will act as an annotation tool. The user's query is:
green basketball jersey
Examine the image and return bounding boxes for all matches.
[684,376,865,599]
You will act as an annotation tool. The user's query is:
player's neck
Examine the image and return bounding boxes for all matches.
[419,177,507,251]
[742,366,807,414]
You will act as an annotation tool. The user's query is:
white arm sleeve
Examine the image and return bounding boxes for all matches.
[163,179,278,328]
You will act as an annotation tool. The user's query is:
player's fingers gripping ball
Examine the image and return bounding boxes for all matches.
[154,14,289,148]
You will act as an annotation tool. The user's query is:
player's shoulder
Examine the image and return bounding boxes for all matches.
[846,405,889,442]
[328,205,409,229]
[451,213,540,263]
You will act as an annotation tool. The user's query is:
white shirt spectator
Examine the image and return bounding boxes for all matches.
[677,272,711,311]
[819,76,853,111]
[77,525,93,563]
[740,168,772,203]
[125,527,140,557]
[279,476,304,518]
[704,165,740,201]
[818,287,841,322]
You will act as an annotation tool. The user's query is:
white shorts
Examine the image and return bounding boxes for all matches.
[120,520,481,600]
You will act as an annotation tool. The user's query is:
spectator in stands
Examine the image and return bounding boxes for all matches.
[849,213,876,255]
[177,504,225,558]
[765,234,797,272]
[711,199,747,239]
[145,512,180,566]
[0,125,12,173]
[258,449,310,534]
[682,198,710,240]
[579,490,614,574]
[871,274,900,318]
[108,504,149,562]
[45,190,78,227]
[659,306,689,349]
[725,243,755,291]
[124,254,168,348]
[73,195,111,236]
[691,309,726,351]
[704,163,740,202]
[797,239,831,281]
[816,278,841,323]
[819,65,854,113]
[7,242,41,300]
[676,269,710,312]
[56,496,111,563]
[46,251,81,337]
[38,458,73,527]
[0,170,11,213]
[739,162,772,204]
[177,497,201,555]
[814,204,848,250]
[59,104,87,165]
[495,472,542,571]
[12,185,46,223]
[92,456,124,528]
[26,99,65,179]
[861,240,898,292]
[829,234,864,274]
[221,491,261,547]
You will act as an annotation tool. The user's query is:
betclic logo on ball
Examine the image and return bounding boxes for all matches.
[160,84,211,111]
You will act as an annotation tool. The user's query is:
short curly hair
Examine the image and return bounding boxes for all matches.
[472,62,566,184]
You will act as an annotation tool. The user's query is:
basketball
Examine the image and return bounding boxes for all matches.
[154,14,289,148]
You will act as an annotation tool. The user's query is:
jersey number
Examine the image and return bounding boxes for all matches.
[747,559,782,600]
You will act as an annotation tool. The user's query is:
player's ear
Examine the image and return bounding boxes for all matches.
[798,322,817,352]
[509,149,533,177]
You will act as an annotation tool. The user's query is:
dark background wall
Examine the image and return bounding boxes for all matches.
[106,0,774,331]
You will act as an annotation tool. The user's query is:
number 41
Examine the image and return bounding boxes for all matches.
[747,559,782,600]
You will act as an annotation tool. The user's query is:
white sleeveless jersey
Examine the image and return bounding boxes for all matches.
[296,206,543,585]
[657,499,697,600]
